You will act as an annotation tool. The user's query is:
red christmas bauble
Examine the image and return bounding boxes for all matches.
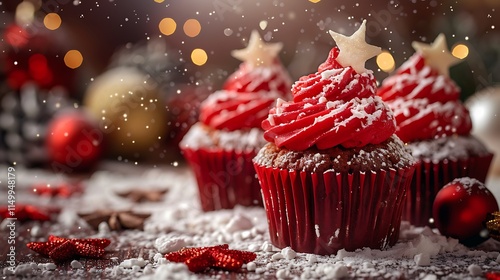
[433,177,499,247]
[3,23,76,92]
[46,111,103,172]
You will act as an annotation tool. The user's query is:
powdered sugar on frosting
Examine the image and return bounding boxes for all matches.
[197,51,291,132]
[179,123,266,151]
[380,55,459,102]
[224,63,292,95]
[199,89,286,131]
[262,47,397,150]
[378,53,472,143]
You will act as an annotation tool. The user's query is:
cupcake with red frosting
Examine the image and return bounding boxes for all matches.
[253,21,416,255]
[180,30,292,211]
[378,34,493,227]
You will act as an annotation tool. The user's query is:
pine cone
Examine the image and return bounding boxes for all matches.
[0,83,73,167]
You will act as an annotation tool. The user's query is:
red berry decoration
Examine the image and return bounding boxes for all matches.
[433,177,499,246]
[46,111,104,172]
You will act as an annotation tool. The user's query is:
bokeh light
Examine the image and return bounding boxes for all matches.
[159,18,176,36]
[183,19,201,37]
[44,13,62,31]
[64,50,84,69]
[309,0,321,3]
[452,44,469,59]
[4,25,29,48]
[191,48,208,66]
[154,0,164,3]
[259,20,268,30]
[376,51,396,73]
[15,1,35,25]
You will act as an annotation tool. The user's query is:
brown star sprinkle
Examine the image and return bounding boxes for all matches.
[116,189,168,203]
[78,210,151,231]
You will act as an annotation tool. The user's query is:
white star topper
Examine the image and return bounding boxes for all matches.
[328,20,382,73]
[411,33,461,77]
[231,30,283,68]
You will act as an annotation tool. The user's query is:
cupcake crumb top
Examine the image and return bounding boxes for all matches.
[407,135,490,161]
[254,135,415,173]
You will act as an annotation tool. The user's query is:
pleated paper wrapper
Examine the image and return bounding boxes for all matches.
[181,147,263,212]
[402,153,494,227]
[254,163,416,255]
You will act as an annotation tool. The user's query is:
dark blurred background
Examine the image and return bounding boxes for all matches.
[1,0,499,95]
[0,0,499,168]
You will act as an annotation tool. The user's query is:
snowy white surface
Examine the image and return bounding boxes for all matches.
[1,162,500,279]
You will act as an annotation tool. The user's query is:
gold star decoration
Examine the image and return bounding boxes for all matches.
[411,33,461,77]
[116,189,168,203]
[328,20,381,73]
[231,30,283,68]
[79,210,151,231]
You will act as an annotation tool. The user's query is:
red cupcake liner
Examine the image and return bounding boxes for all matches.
[402,153,494,227]
[181,147,263,212]
[254,163,416,255]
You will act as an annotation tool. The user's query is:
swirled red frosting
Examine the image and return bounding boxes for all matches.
[378,54,472,143]
[262,48,397,150]
[223,60,291,96]
[199,61,291,131]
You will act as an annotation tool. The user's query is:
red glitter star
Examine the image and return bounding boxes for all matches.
[486,272,500,280]
[0,204,55,222]
[165,244,257,272]
[32,183,82,198]
[27,235,111,262]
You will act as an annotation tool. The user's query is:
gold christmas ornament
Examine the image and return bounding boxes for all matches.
[84,67,168,159]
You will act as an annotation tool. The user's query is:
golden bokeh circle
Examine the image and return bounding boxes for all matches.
[64,50,84,69]
[159,18,177,36]
[183,19,201,37]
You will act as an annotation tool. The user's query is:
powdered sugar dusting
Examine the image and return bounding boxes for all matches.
[378,53,472,143]
[2,167,500,279]
[262,47,395,150]
[180,123,266,151]
[254,135,416,173]
[449,177,490,196]
[407,135,490,161]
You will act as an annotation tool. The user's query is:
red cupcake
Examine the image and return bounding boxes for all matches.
[180,30,292,211]
[253,21,416,255]
[378,34,494,227]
